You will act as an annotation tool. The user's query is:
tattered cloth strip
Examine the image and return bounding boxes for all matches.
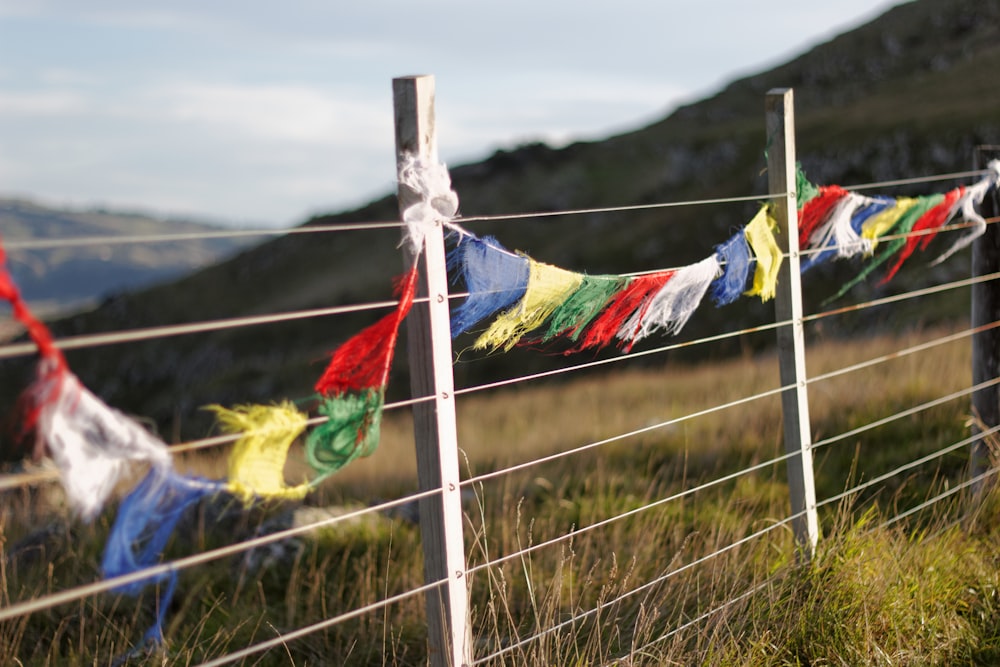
[209,401,310,504]
[0,236,172,520]
[825,195,944,303]
[573,271,675,352]
[307,264,419,480]
[474,258,584,352]
[798,185,850,250]
[801,196,895,271]
[932,160,1000,265]
[710,228,754,306]
[397,153,459,256]
[447,234,530,337]
[102,467,224,644]
[882,187,963,283]
[860,197,918,249]
[744,205,783,302]
[617,255,721,348]
[539,273,628,342]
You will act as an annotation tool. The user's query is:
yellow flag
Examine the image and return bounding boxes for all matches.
[474,258,584,352]
[744,205,783,302]
[209,402,310,504]
[861,197,918,251]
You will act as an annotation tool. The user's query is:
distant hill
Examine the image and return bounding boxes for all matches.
[0,197,256,316]
[3,0,999,441]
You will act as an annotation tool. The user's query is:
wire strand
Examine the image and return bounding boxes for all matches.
[817,425,1000,509]
[461,380,790,488]
[0,488,440,624]
[466,447,798,576]
[193,577,448,667]
[471,513,798,665]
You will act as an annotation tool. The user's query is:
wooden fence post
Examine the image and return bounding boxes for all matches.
[393,75,472,667]
[971,145,1000,488]
[765,88,820,556]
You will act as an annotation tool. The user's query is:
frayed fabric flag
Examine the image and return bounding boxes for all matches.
[307,389,384,478]
[447,235,530,337]
[26,360,174,520]
[306,266,418,480]
[861,197,918,250]
[572,271,675,352]
[617,255,721,348]
[827,195,944,302]
[881,187,963,283]
[540,274,628,342]
[932,160,1000,265]
[801,193,868,270]
[209,402,310,504]
[0,236,171,520]
[710,228,754,306]
[744,205,783,302]
[796,165,821,209]
[801,195,895,271]
[798,185,850,250]
[102,467,224,645]
[474,259,584,352]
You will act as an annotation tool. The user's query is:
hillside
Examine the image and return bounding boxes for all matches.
[0,197,254,315]
[3,0,999,442]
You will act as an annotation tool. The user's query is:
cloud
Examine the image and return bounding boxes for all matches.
[0,90,88,115]
[148,82,389,147]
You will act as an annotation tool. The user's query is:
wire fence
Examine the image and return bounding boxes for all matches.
[1,83,999,665]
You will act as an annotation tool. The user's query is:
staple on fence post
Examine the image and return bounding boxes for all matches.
[971,145,1000,493]
[765,88,820,557]
[393,74,473,667]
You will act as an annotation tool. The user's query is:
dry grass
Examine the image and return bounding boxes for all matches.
[2,325,998,665]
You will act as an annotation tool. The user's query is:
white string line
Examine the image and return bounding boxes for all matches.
[807,322,1000,387]
[471,513,799,665]
[610,578,774,665]
[0,273,986,491]
[461,380,792,489]
[453,193,776,226]
[467,447,799,577]
[806,271,1000,324]
[795,216,995,262]
[817,425,1000,510]
[1,221,399,251]
[0,487,441,624]
[0,293,429,360]
[0,391,440,491]
[193,577,448,667]
[458,316,990,489]
[2,168,985,253]
[453,319,785,397]
[454,269,993,399]
[846,168,989,192]
[811,377,1000,454]
[878,465,1000,530]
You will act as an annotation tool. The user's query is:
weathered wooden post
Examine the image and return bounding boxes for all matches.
[971,145,1000,489]
[765,88,820,556]
[393,75,472,666]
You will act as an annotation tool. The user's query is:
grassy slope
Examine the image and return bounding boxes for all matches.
[1,327,998,664]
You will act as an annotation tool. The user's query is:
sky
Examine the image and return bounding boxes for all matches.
[0,1,904,229]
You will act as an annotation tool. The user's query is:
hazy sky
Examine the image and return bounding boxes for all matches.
[0,1,903,228]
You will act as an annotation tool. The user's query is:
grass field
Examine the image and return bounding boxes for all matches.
[2,324,1000,665]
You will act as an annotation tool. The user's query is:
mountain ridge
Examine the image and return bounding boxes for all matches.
[3,0,998,442]
[0,196,254,315]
